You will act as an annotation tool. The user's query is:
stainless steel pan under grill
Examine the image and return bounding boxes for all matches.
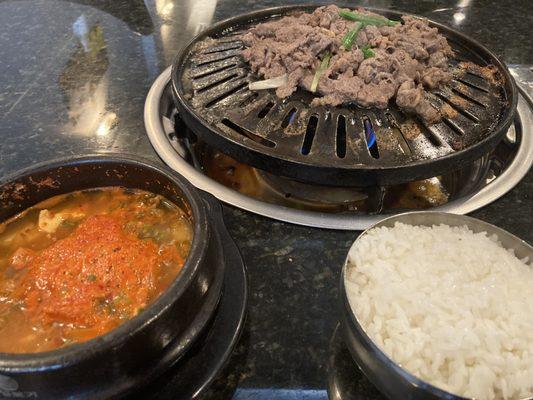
[171,5,517,187]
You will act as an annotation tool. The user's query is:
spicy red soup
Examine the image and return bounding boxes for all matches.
[0,187,192,353]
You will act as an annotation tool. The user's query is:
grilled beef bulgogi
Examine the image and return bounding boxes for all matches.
[241,5,454,123]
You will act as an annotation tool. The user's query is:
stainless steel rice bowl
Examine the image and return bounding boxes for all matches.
[339,211,533,400]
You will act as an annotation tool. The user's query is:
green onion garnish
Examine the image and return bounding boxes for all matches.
[339,9,399,27]
[311,52,332,93]
[342,22,364,50]
[361,45,375,59]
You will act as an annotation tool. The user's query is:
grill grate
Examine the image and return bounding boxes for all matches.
[172,6,517,187]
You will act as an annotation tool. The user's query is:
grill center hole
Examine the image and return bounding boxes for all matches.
[336,115,347,158]
[196,72,239,93]
[205,82,248,108]
[363,117,379,159]
[301,115,318,155]
[281,108,297,128]
[258,101,275,119]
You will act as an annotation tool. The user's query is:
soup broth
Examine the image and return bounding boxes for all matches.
[0,187,192,353]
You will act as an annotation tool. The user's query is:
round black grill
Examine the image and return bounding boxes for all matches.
[171,5,517,187]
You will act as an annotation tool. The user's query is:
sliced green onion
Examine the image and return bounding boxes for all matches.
[361,45,375,59]
[342,22,363,50]
[311,52,331,93]
[339,9,399,27]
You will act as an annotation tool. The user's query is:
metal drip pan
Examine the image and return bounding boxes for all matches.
[144,66,533,230]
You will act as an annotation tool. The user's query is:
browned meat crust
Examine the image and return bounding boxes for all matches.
[241,5,454,123]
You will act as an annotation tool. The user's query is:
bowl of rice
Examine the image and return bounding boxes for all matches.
[340,212,533,400]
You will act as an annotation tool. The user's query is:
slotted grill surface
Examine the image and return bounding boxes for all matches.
[172,5,517,187]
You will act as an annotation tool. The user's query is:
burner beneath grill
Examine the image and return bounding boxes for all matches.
[145,65,533,230]
[197,144,490,214]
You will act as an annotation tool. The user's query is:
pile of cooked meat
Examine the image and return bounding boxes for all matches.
[241,5,455,123]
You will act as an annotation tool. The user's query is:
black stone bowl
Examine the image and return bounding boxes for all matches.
[339,212,533,400]
[0,155,225,399]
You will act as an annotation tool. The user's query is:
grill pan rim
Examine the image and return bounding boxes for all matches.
[171,4,518,187]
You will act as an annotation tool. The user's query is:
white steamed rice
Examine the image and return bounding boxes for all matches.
[345,222,533,400]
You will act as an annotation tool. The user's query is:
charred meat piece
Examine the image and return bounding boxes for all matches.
[396,80,440,124]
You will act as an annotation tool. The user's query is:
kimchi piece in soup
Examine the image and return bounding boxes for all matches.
[0,187,192,353]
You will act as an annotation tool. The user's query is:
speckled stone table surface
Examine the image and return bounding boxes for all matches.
[0,1,531,399]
